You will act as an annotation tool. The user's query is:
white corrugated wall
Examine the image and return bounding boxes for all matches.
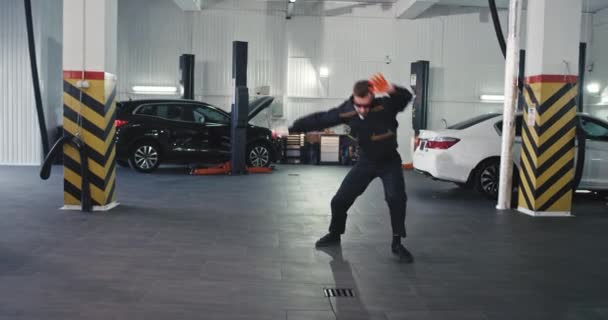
[284,6,508,161]
[588,8,608,119]
[0,0,63,165]
[116,0,191,103]
[115,2,513,162]
[117,0,287,112]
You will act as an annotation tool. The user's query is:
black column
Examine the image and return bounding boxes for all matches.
[179,54,195,100]
[517,49,526,112]
[231,41,248,175]
[411,60,430,136]
[578,43,586,113]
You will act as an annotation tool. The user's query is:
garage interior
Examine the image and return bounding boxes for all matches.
[1,0,608,319]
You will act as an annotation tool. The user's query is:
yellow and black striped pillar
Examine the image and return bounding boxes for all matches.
[62,71,118,211]
[518,75,578,216]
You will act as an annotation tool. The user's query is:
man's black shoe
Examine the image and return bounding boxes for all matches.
[391,243,414,263]
[315,233,341,247]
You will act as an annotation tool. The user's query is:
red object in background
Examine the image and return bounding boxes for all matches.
[426,138,460,150]
[191,162,273,175]
[114,119,129,128]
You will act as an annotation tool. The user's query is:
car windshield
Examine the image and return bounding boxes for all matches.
[448,113,501,130]
[248,108,271,128]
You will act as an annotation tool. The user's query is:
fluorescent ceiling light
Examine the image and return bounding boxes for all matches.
[480,94,504,102]
[289,0,296,3]
[319,67,329,78]
[587,82,601,94]
[132,86,178,94]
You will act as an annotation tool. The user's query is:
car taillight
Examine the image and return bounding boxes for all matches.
[426,137,460,149]
[271,130,279,140]
[115,120,129,128]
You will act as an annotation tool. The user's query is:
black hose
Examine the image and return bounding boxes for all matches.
[27,0,92,211]
[488,0,506,58]
[517,50,526,111]
[40,136,92,212]
[40,136,68,180]
[24,0,50,156]
[573,120,586,191]
[73,138,92,212]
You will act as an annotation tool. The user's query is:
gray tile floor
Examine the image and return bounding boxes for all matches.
[1,164,607,320]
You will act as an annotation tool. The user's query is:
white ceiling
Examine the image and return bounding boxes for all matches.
[180,0,608,14]
[284,0,608,13]
[313,0,608,13]
[438,0,608,13]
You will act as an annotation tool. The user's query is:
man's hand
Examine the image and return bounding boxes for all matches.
[369,73,395,94]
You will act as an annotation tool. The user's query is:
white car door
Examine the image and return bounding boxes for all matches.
[580,116,608,190]
[494,115,524,166]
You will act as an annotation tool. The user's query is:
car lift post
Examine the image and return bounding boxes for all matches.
[231,41,249,175]
[180,54,195,100]
[191,43,272,177]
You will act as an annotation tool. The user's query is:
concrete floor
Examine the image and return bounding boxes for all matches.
[0,164,607,320]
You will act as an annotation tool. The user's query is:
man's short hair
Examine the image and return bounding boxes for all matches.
[353,80,371,98]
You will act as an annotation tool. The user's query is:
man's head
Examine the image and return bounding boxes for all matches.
[353,80,374,117]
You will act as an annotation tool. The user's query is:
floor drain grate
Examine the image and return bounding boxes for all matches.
[288,173,300,176]
[324,288,355,297]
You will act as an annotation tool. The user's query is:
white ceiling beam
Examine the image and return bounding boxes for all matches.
[395,0,438,19]
[173,0,203,11]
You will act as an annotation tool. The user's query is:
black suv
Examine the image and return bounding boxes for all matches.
[115,98,279,173]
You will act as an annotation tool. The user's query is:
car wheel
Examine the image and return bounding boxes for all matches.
[247,142,271,168]
[475,159,500,200]
[129,142,161,173]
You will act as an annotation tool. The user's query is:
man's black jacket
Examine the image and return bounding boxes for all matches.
[290,86,413,162]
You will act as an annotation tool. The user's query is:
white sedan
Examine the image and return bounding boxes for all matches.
[413,113,608,199]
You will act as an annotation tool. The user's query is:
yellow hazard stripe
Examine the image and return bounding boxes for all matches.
[537,127,576,168]
[64,192,80,206]
[64,79,106,107]
[537,88,578,127]
[536,168,574,209]
[537,151,574,188]
[538,110,576,145]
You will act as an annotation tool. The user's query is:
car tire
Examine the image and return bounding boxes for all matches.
[128,141,161,173]
[474,159,500,200]
[247,141,271,168]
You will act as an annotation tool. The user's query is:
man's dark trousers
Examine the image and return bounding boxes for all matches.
[329,153,407,237]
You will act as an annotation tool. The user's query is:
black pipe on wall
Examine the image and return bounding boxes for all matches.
[578,42,586,113]
[488,0,506,58]
[24,0,50,156]
[517,49,526,111]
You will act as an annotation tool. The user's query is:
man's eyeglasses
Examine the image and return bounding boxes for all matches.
[354,103,373,109]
